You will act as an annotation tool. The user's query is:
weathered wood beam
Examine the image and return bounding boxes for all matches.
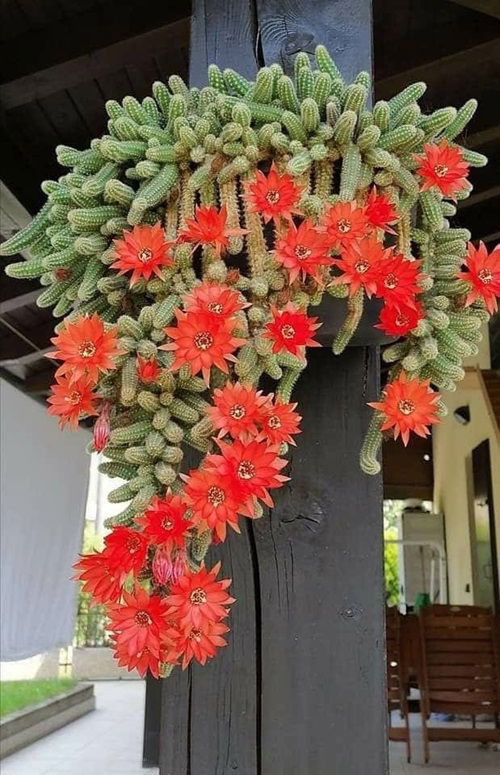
[447,0,500,19]
[0,346,53,367]
[0,290,41,315]
[0,319,55,361]
[0,19,190,109]
[0,1,191,83]
[457,196,500,245]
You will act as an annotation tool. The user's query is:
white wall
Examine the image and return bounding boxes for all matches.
[0,379,90,660]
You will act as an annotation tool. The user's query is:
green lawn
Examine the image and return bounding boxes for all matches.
[0,679,77,717]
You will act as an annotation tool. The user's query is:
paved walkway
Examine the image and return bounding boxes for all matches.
[2,681,157,775]
[2,681,498,774]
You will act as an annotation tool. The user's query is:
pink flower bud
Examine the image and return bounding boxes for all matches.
[152,547,173,586]
[93,401,111,452]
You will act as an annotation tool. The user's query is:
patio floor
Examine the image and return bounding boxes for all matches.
[2,681,498,774]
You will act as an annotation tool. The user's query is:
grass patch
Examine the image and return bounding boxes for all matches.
[0,679,77,717]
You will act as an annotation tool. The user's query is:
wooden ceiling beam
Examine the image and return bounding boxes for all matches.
[0,290,41,315]
[0,1,191,83]
[446,0,500,19]
[0,18,190,109]
[0,319,55,361]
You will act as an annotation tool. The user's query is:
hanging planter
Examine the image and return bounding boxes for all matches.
[2,45,498,678]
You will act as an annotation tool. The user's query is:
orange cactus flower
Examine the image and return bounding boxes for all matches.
[104,527,149,576]
[245,163,303,222]
[369,373,440,446]
[264,303,321,356]
[205,438,289,508]
[375,302,423,337]
[364,188,399,234]
[181,467,252,542]
[48,313,122,384]
[321,201,369,249]
[414,141,469,198]
[161,310,246,384]
[164,562,235,631]
[136,356,160,383]
[258,399,302,446]
[183,281,249,319]
[138,494,194,552]
[333,236,387,297]
[111,223,174,285]
[375,252,423,308]
[164,619,230,670]
[73,549,123,605]
[47,374,98,429]
[178,205,246,256]
[275,220,334,284]
[206,381,270,439]
[459,242,500,314]
[108,586,167,657]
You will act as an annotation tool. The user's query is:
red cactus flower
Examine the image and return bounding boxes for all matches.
[48,313,122,384]
[264,303,321,356]
[258,399,302,446]
[162,310,246,384]
[459,242,500,314]
[136,356,160,383]
[332,236,387,297]
[73,549,123,605]
[245,163,303,222]
[181,467,251,542]
[375,302,423,337]
[205,438,289,507]
[364,188,399,233]
[93,401,111,451]
[178,205,246,257]
[104,527,149,576]
[108,586,167,657]
[414,141,469,198]
[112,636,161,678]
[138,494,194,552]
[164,619,229,669]
[47,374,98,430]
[375,253,423,308]
[275,220,334,284]
[206,382,270,439]
[321,201,369,249]
[368,373,440,446]
[111,223,174,285]
[183,282,249,319]
[164,562,234,630]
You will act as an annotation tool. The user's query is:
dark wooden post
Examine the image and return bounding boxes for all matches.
[159,2,388,772]
[142,674,163,767]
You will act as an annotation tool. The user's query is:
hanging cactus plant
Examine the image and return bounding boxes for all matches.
[2,45,499,677]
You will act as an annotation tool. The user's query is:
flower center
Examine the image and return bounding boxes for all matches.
[134,610,152,627]
[78,340,96,358]
[267,414,281,429]
[337,218,351,233]
[354,260,370,274]
[190,587,207,605]
[384,273,398,289]
[65,391,82,405]
[229,403,246,420]
[189,629,202,642]
[280,324,296,339]
[126,535,142,553]
[398,399,415,416]
[395,314,409,327]
[265,189,280,205]
[207,302,224,314]
[137,247,153,263]
[434,164,448,178]
[207,485,225,506]
[194,331,214,350]
[478,268,492,284]
[294,244,312,260]
[162,518,174,531]
[237,460,256,480]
